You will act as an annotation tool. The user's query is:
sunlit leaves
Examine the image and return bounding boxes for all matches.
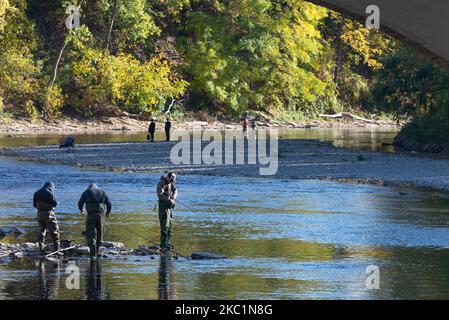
[182,0,329,115]
[71,49,188,114]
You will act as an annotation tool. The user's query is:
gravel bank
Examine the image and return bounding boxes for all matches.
[2,138,449,192]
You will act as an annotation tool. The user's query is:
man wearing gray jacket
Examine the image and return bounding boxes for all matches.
[78,183,112,258]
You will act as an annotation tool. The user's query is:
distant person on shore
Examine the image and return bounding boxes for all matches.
[148,119,156,142]
[251,118,257,130]
[60,136,75,149]
[33,181,60,254]
[242,116,249,139]
[165,119,172,142]
[78,183,112,258]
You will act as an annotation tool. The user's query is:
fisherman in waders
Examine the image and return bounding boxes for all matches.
[168,172,177,201]
[33,182,61,255]
[157,176,176,250]
[78,184,112,258]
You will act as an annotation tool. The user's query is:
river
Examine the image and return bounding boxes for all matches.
[2,128,449,300]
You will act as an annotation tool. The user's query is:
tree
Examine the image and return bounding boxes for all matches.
[0,0,9,31]
[181,0,330,116]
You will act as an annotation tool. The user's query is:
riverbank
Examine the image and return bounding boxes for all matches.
[2,138,449,192]
[0,115,398,134]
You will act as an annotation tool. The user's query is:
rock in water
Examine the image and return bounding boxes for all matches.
[102,241,124,248]
[191,252,227,260]
[135,245,159,255]
[0,229,5,240]
[12,227,25,236]
[73,246,90,255]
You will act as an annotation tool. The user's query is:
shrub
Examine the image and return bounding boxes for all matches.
[23,99,39,120]
[70,49,188,116]
[41,85,64,119]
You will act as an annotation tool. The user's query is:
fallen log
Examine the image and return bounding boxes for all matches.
[319,112,379,124]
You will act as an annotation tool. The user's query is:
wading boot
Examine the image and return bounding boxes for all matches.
[53,241,63,256]
[38,242,46,255]
[89,244,97,259]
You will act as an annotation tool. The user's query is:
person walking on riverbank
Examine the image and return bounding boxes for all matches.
[165,119,172,142]
[33,181,60,254]
[157,176,176,250]
[251,118,257,130]
[148,119,156,142]
[242,116,249,139]
[78,183,112,258]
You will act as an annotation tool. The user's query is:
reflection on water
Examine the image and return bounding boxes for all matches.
[2,154,449,299]
[158,254,177,300]
[86,259,105,300]
[0,128,399,152]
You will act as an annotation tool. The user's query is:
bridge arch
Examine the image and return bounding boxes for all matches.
[306,0,449,68]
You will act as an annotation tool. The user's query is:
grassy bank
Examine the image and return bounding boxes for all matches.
[394,114,449,154]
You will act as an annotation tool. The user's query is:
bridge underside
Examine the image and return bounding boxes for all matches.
[308,0,449,68]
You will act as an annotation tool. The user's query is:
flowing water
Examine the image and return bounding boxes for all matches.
[2,128,449,300]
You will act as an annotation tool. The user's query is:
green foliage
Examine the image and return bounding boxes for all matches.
[0,0,9,31]
[1,0,448,136]
[0,0,43,117]
[371,47,449,118]
[181,0,329,116]
[23,99,39,120]
[400,114,449,144]
[41,85,64,118]
[71,49,188,115]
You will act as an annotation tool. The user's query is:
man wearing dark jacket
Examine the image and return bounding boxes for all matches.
[148,119,156,142]
[164,119,172,142]
[33,181,60,254]
[78,183,112,258]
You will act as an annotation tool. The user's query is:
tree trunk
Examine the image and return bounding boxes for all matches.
[105,0,119,51]
[334,26,343,86]
[48,41,67,88]
[48,0,86,88]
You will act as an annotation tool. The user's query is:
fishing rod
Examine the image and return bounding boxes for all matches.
[119,224,190,260]
[153,199,196,212]
[45,245,79,258]
[176,199,196,211]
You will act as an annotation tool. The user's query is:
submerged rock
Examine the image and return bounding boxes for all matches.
[191,252,227,260]
[1,241,209,261]
[73,246,90,255]
[12,227,25,236]
[135,245,159,256]
[102,241,124,248]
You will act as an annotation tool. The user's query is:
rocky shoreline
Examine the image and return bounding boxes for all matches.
[3,138,449,192]
[0,115,398,134]
[0,240,225,260]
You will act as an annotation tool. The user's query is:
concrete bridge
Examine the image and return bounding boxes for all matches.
[308,0,449,68]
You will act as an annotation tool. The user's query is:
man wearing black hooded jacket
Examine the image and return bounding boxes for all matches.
[33,181,60,254]
[78,183,112,258]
